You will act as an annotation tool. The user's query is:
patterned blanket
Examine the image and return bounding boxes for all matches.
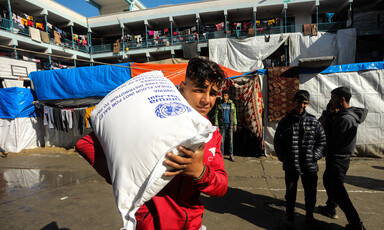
[222,74,265,150]
[267,67,299,122]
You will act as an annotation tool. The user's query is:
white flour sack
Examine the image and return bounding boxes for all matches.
[90,71,216,230]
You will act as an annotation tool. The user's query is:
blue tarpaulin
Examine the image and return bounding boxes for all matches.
[29,63,132,100]
[0,87,37,119]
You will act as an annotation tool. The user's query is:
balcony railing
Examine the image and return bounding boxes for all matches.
[0,18,11,31]
[2,18,381,56]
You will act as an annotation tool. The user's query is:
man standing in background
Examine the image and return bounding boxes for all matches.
[318,87,368,230]
[215,90,237,161]
[274,90,326,230]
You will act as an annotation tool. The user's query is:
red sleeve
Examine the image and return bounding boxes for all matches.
[75,132,111,184]
[196,129,228,197]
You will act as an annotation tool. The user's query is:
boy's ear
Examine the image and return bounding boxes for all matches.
[179,81,185,93]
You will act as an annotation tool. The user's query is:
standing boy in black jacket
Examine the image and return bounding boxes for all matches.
[274,90,326,230]
[318,87,368,230]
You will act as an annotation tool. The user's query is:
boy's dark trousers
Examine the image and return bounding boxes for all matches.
[323,156,361,224]
[285,171,318,221]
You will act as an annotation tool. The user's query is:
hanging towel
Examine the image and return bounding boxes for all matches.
[303,24,312,35]
[29,27,42,42]
[40,31,50,43]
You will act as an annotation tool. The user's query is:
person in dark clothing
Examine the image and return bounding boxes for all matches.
[274,90,326,230]
[214,90,237,161]
[318,87,368,230]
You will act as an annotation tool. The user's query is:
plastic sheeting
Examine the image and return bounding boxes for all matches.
[209,34,288,72]
[264,62,384,157]
[0,117,44,153]
[209,29,356,73]
[0,87,37,119]
[131,62,242,85]
[289,28,356,67]
[29,63,132,100]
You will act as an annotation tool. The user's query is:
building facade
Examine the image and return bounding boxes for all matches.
[0,0,382,71]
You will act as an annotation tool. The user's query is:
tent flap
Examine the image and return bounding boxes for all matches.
[29,63,132,100]
[0,87,37,119]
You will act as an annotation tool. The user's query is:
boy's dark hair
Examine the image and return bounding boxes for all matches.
[331,87,351,103]
[221,89,229,95]
[294,90,310,101]
[185,57,226,87]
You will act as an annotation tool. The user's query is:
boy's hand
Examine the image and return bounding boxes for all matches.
[163,144,205,179]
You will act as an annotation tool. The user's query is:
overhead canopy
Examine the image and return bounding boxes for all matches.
[0,87,37,119]
[29,62,242,101]
[29,63,132,101]
[131,62,242,85]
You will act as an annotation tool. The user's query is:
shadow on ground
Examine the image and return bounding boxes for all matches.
[371,165,384,170]
[40,222,70,230]
[201,187,343,230]
[345,175,384,191]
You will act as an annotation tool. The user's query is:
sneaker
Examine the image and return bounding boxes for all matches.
[344,222,366,230]
[229,156,235,162]
[317,205,338,219]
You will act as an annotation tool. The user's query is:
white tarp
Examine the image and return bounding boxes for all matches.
[0,117,44,153]
[209,34,288,72]
[264,68,384,158]
[289,28,356,66]
[209,29,356,73]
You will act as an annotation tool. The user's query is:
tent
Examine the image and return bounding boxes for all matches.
[0,87,44,153]
[24,62,242,151]
[263,61,384,158]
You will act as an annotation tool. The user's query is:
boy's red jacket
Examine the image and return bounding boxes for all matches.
[75,129,228,230]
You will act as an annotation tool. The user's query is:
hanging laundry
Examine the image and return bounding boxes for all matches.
[85,106,96,128]
[27,20,33,27]
[61,109,68,132]
[113,40,120,54]
[311,23,318,36]
[36,22,44,31]
[54,30,61,44]
[29,27,42,42]
[40,31,50,43]
[27,16,33,21]
[53,107,64,131]
[64,109,73,129]
[43,106,55,129]
[303,24,312,35]
[21,18,28,27]
[325,13,335,23]
[73,108,86,136]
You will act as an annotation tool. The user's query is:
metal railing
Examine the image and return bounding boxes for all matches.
[1,19,381,56]
[0,18,11,31]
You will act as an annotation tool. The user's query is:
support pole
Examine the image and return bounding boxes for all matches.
[13,45,17,59]
[170,17,173,46]
[71,25,74,49]
[49,55,52,70]
[145,21,148,48]
[254,7,257,36]
[224,10,228,38]
[7,0,13,32]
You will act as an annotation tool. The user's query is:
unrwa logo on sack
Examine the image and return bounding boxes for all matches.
[155,102,191,118]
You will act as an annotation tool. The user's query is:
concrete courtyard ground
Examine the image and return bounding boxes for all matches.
[0,148,383,230]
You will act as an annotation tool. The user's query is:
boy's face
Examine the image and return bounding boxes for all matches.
[180,79,219,116]
[293,99,309,114]
[223,93,229,102]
